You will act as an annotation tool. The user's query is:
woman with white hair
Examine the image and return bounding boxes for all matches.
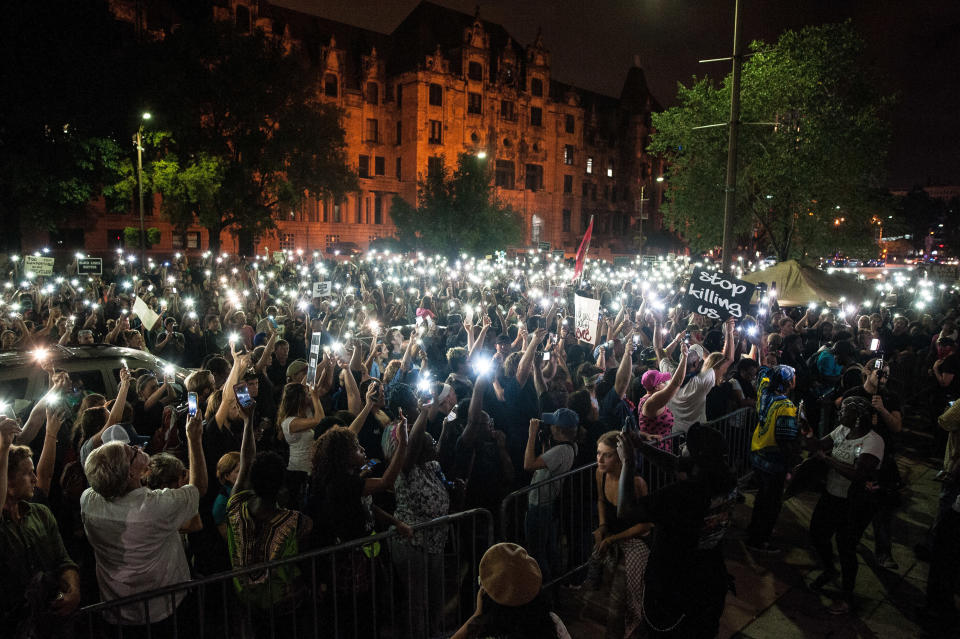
[80,412,206,631]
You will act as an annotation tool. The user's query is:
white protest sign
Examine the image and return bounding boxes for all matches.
[312,281,332,297]
[132,296,160,331]
[24,256,55,276]
[306,332,323,385]
[574,294,601,345]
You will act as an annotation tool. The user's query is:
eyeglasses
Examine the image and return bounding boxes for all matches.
[126,444,142,462]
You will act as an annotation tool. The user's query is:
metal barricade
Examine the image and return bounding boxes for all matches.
[74,508,494,639]
[499,462,599,589]
[638,431,685,493]
[703,407,756,479]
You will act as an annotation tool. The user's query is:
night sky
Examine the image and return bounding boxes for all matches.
[276,0,960,188]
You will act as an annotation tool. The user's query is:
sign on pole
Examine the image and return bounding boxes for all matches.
[574,294,601,345]
[538,241,551,252]
[312,282,332,297]
[78,258,102,275]
[24,256,54,276]
[680,267,753,321]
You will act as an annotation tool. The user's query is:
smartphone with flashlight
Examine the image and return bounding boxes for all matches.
[870,338,880,351]
[542,351,551,361]
[187,392,198,418]
[233,384,254,410]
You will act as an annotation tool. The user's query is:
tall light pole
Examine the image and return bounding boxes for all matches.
[720,0,742,274]
[134,112,151,268]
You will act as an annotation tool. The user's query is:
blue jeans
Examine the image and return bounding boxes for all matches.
[525,501,560,585]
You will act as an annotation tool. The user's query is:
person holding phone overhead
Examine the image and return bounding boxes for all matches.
[276,375,327,510]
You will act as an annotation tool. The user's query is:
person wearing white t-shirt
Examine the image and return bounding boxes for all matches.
[81,412,207,629]
[655,318,736,433]
[276,380,326,508]
[803,396,884,615]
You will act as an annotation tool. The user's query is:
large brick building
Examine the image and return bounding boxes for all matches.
[41,0,664,258]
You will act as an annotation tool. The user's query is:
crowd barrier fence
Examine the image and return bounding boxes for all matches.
[74,508,494,639]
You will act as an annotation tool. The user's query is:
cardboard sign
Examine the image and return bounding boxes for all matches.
[305,332,323,386]
[24,256,54,276]
[78,258,102,275]
[312,281,332,298]
[681,267,754,320]
[132,296,160,331]
[574,294,601,345]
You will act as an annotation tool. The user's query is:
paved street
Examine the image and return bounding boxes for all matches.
[561,421,957,638]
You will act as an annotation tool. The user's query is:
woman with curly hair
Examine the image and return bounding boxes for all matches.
[306,420,410,549]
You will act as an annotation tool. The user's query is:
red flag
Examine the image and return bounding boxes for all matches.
[572,215,594,282]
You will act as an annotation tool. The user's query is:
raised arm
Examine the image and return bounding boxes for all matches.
[643,344,689,417]
[215,348,252,428]
[233,402,256,492]
[613,330,636,398]
[36,407,64,497]
[341,365,362,415]
[713,318,737,379]
[185,411,208,497]
[516,327,547,388]
[363,413,408,495]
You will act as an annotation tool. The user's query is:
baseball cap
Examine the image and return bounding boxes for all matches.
[540,408,579,430]
[286,360,308,379]
[641,370,672,392]
[102,424,151,448]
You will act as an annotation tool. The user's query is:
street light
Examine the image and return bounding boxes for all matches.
[476,150,487,159]
[134,112,151,268]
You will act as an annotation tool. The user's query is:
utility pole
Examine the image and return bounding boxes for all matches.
[135,127,146,268]
[720,0,742,274]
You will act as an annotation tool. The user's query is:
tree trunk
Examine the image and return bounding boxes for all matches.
[206,223,222,254]
[236,227,255,257]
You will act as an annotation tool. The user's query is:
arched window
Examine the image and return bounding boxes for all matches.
[324,74,338,97]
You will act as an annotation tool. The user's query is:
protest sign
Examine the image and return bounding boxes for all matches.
[132,296,160,331]
[312,281,332,297]
[24,256,54,276]
[538,241,551,251]
[78,258,102,275]
[681,267,754,320]
[574,294,601,344]
[306,332,323,386]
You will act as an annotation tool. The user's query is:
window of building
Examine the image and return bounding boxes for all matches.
[333,203,341,223]
[325,234,340,245]
[365,82,379,105]
[604,185,609,201]
[468,61,483,82]
[236,5,251,33]
[591,184,597,201]
[365,118,379,143]
[356,196,363,223]
[429,120,442,144]
[322,200,328,222]
[395,157,402,180]
[525,164,543,191]
[564,144,574,165]
[562,209,571,232]
[358,155,370,178]
[171,233,183,249]
[530,77,543,97]
[467,92,482,115]
[582,182,590,198]
[607,162,614,178]
[586,156,593,174]
[279,233,295,251]
[429,83,443,106]
[500,100,516,122]
[427,156,443,178]
[563,174,573,194]
[323,74,338,97]
[530,107,542,127]
[581,213,590,232]
[495,160,515,189]
[374,156,385,176]
[186,232,200,249]
[395,121,402,145]
[364,196,370,224]
[374,194,383,224]
[611,185,618,203]
[565,114,575,134]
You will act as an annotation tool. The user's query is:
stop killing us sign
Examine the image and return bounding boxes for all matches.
[680,267,755,320]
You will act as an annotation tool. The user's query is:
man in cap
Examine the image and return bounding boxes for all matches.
[523,408,579,583]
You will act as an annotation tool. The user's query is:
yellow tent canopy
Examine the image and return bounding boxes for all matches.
[741,260,864,306]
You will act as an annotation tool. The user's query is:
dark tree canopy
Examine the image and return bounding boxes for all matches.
[650,22,894,262]
[389,154,523,256]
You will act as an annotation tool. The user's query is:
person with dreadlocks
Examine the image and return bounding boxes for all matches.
[803,395,884,614]
[616,423,738,638]
[745,364,799,555]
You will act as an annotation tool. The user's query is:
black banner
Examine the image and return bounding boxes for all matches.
[681,267,754,320]
[78,258,102,275]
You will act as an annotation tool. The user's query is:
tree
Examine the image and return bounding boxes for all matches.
[131,19,356,254]
[123,227,161,249]
[389,154,523,256]
[650,22,894,262]
[0,1,133,251]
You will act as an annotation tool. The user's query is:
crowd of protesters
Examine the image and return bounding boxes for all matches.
[2,247,959,638]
